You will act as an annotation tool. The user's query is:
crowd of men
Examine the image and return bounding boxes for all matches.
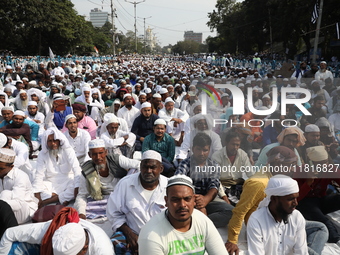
[0,55,339,254]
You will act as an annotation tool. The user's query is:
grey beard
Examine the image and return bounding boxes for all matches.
[95,164,106,171]
[49,148,59,158]
[109,133,116,139]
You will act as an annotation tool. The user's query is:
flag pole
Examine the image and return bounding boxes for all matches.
[312,0,324,63]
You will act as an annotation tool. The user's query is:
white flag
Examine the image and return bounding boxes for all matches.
[49,47,55,60]
[311,1,319,24]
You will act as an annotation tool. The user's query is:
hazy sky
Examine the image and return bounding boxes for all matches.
[71,0,219,46]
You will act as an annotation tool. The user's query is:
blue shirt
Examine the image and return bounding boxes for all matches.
[0,119,39,141]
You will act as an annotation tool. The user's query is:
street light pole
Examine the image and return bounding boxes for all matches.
[138,16,151,54]
[110,0,116,56]
[125,0,145,53]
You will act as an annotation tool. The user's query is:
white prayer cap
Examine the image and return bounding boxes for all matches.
[13,110,25,117]
[142,150,162,162]
[154,119,166,126]
[159,88,168,94]
[258,175,299,209]
[28,101,37,106]
[29,80,37,85]
[256,106,268,111]
[311,80,319,85]
[290,77,297,81]
[256,78,262,82]
[320,61,327,65]
[221,93,229,98]
[22,77,29,81]
[52,223,86,255]
[167,174,195,192]
[104,113,119,125]
[167,85,174,88]
[300,83,307,88]
[139,92,146,97]
[237,83,244,88]
[283,78,289,81]
[141,102,151,109]
[144,88,152,93]
[245,80,251,84]
[269,83,277,88]
[0,133,8,148]
[82,85,91,92]
[113,99,121,105]
[1,106,14,112]
[164,97,174,104]
[257,88,263,93]
[174,84,181,89]
[286,95,296,99]
[19,90,27,94]
[53,93,63,100]
[306,146,328,162]
[305,124,320,133]
[262,94,271,99]
[123,93,132,99]
[5,65,12,70]
[153,93,161,98]
[88,139,106,149]
[65,114,76,124]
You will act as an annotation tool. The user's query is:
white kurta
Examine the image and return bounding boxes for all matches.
[32,147,82,204]
[0,219,115,255]
[63,128,92,165]
[10,139,34,182]
[247,207,308,255]
[117,106,140,131]
[0,167,38,224]
[158,108,189,141]
[106,173,167,235]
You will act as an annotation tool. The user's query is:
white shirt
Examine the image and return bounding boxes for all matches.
[32,147,82,203]
[247,207,307,255]
[10,139,34,181]
[328,113,340,133]
[158,108,189,140]
[63,128,91,164]
[106,173,167,234]
[0,167,38,217]
[315,69,333,87]
[0,219,114,255]
[138,209,228,255]
[51,66,65,77]
[117,106,140,131]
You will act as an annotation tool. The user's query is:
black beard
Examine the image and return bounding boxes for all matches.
[277,203,290,224]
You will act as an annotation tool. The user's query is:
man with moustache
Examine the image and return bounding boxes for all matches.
[247,175,308,254]
[107,150,167,254]
[138,174,228,255]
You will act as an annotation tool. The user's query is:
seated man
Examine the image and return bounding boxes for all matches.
[0,133,34,182]
[158,97,188,146]
[101,113,136,158]
[75,139,140,220]
[138,175,228,255]
[107,150,167,254]
[131,102,159,151]
[63,114,91,165]
[0,207,114,255]
[45,94,73,130]
[247,175,308,254]
[33,127,82,208]
[298,124,323,164]
[0,110,34,157]
[142,118,175,177]
[0,148,38,232]
[296,146,340,244]
[70,102,97,140]
[212,131,253,204]
[176,132,234,228]
[117,93,140,131]
[24,101,45,136]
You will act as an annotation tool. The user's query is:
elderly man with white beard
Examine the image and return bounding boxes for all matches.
[13,90,29,111]
[32,127,82,208]
[100,113,136,158]
[158,97,189,146]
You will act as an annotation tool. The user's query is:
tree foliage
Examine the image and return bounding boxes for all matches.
[172,40,201,55]
[207,0,340,59]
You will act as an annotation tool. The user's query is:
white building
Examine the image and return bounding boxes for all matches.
[90,8,109,27]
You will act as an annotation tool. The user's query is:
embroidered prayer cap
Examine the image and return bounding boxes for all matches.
[1,106,14,112]
[52,223,86,255]
[142,150,162,162]
[0,148,16,163]
[306,146,328,162]
[0,133,8,148]
[167,174,195,192]
[88,139,106,149]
